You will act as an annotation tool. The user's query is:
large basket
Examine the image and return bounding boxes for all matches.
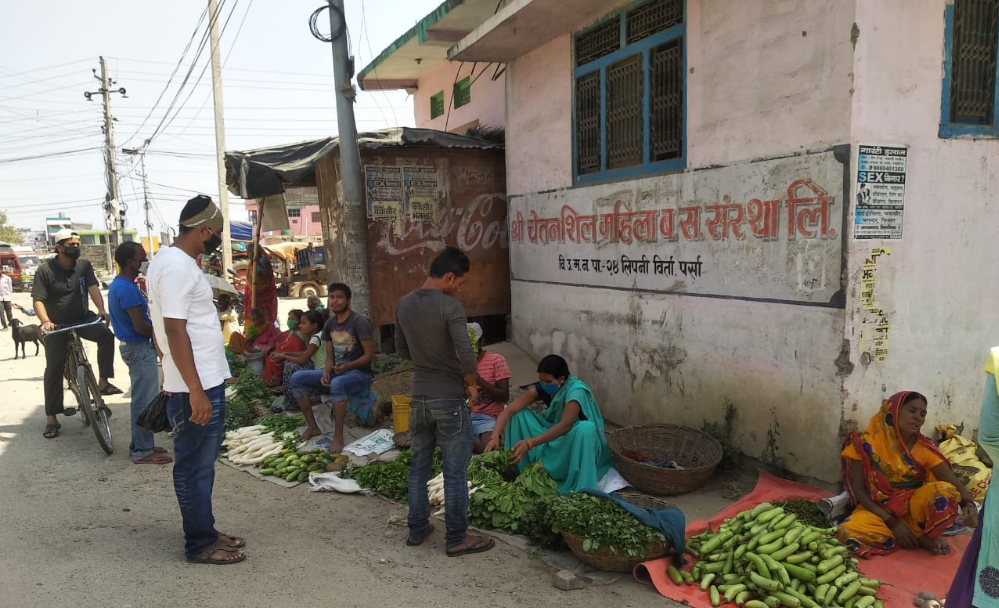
[561,492,673,572]
[608,424,723,495]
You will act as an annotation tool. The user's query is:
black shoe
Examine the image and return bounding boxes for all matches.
[63,408,77,417]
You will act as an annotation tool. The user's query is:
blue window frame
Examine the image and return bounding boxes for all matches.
[940,0,999,138]
[573,0,685,184]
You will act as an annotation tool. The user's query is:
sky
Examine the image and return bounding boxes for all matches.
[0,0,442,239]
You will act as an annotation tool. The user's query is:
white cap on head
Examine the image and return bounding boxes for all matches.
[468,322,483,344]
[52,229,78,244]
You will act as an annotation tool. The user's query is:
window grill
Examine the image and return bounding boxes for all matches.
[626,0,683,44]
[453,77,471,108]
[606,55,644,169]
[650,39,683,160]
[576,19,621,67]
[288,208,301,218]
[950,0,999,125]
[430,91,445,119]
[576,72,601,175]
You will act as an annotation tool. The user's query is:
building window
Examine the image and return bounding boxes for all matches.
[453,77,471,108]
[430,91,445,119]
[248,211,258,224]
[312,212,321,223]
[941,0,999,137]
[288,208,301,218]
[573,0,685,182]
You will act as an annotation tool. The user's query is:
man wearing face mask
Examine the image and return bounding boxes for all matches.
[33,229,120,440]
[108,241,170,464]
[146,195,246,565]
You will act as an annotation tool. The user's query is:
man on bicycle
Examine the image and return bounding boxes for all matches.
[147,195,246,565]
[33,229,121,439]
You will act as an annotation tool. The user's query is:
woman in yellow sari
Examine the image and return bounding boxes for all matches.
[838,391,976,557]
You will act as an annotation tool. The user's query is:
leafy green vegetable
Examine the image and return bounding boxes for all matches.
[467,324,480,357]
[468,461,558,541]
[349,460,411,501]
[224,369,270,430]
[549,493,666,557]
[256,414,305,436]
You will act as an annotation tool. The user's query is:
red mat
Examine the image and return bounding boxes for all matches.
[634,472,969,607]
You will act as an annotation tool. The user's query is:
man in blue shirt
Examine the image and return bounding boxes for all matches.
[109,241,170,464]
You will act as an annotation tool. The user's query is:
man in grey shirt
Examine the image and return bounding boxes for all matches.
[395,246,494,557]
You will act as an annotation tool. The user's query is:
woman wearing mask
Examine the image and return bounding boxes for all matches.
[271,310,325,411]
[484,354,615,493]
[262,309,305,387]
[227,307,277,355]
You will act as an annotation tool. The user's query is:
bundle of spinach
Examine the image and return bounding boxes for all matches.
[468,461,558,541]
[348,460,411,501]
[224,369,270,430]
[549,493,667,557]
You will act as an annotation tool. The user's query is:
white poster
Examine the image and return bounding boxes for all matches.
[854,144,907,240]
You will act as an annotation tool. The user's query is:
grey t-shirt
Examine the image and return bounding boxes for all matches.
[394,289,477,400]
[322,310,374,374]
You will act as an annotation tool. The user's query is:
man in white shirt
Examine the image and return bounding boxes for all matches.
[147,195,246,565]
[0,265,12,330]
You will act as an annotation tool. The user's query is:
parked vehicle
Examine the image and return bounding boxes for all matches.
[0,243,27,292]
[280,243,327,298]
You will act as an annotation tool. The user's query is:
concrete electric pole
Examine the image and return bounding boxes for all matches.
[123,140,153,252]
[327,0,370,316]
[85,56,127,250]
[208,0,234,275]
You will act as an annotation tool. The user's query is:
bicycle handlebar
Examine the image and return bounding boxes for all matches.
[42,317,106,336]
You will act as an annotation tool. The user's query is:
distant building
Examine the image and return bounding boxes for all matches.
[244,186,323,237]
[44,215,136,246]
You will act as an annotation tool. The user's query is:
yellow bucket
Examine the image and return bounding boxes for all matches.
[392,395,412,434]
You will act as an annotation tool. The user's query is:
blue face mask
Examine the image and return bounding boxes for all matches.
[539,382,560,396]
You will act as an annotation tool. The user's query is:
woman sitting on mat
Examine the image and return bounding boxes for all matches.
[484,354,614,493]
[262,309,305,387]
[227,307,278,355]
[270,310,325,411]
[838,390,976,557]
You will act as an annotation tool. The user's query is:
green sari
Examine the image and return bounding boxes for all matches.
[504,376,615,493]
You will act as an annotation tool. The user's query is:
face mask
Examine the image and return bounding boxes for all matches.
[138,261,149,274]
[287,320,298,330]
[62,246,81,260]
[201,228,223,254]
[539,382,560,396]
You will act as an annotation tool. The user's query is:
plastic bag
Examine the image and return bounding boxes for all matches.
[936,424,992,501]
[138,392,171,433]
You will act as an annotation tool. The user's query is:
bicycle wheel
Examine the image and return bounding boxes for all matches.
[78,364,113,455]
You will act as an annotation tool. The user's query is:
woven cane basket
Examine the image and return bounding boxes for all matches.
[608,424,723,495]
[560,492,673,572]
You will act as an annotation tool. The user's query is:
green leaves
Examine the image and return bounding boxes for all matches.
[548,493,667,557]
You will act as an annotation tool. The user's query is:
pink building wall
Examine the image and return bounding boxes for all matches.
[412,60,506,132]
[245,186,323,237]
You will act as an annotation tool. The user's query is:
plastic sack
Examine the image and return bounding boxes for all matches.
[138,392,171,433]
[937,424,992,502]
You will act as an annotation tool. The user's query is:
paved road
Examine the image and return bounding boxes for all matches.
[0,291,680,608]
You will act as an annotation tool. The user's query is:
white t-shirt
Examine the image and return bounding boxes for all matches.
[147,246,229,393]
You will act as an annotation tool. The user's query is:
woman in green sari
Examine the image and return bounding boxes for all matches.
[484,355,615,493]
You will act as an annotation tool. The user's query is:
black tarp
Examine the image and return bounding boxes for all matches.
[225,127,503,200]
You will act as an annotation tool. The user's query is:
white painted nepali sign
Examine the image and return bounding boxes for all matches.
[509,149,847,305]
[854,143,907,240]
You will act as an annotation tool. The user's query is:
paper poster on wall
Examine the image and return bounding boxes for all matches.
[404,166,439,222]
[854,144,907,240]
[364,166,403,218]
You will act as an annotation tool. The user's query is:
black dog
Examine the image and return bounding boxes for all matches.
[11,318,42,359]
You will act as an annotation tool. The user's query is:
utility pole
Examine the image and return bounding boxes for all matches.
[123,140,153,252]
[85,57,127,250]
[328,0,370,316]
[208,0,234,275]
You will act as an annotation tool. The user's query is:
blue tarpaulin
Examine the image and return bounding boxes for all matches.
[230,221,253,241]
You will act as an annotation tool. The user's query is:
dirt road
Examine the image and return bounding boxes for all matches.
[0,291,681,608]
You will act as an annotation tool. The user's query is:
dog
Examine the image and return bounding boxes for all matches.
[11,318,43,359]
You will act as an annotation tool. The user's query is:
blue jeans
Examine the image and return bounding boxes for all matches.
[289,368,372,403]
[407,397,473,549]
[119,341,158,460]
[167,383,226,560]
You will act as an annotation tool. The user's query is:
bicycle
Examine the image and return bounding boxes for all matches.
[46,317,114,455]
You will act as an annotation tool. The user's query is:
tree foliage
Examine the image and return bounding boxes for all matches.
[0,210,21,244]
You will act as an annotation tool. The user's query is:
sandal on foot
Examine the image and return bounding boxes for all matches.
[43,423,61,439]
[217,533,246,549]
[99,383,123,396]
[406,523,434,546]
[133,452,173,464]
[187,545,246,565]
[446,535,495,557]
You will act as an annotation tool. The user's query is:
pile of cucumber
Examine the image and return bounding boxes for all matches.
[675,502,883,608]
[258,449,349,483]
